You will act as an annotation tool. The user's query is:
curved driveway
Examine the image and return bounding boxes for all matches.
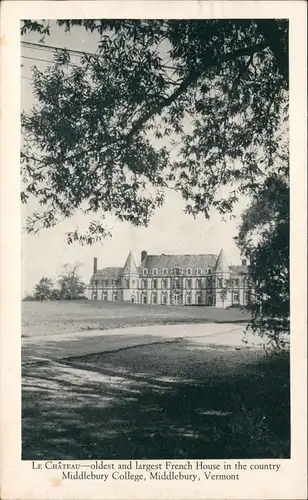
[22,322,265,363]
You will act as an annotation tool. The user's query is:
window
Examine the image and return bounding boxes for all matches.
[233,292,240,303]
[163,268,168,275]
[152,268,158,275]
[186,293,192,305]
[233,278,240,287]
[105,279,109,287]
[113,292,118,301]
[102,292,108,301]
[208,268,212,275]
[143,268,148,276]
[152,279,157,289]
[186,278,192,289]
[245,291,251,304]
[142,294,147,304]
[197,268,202,275]
[206,277,212,287]
[142,279,148,289]
[162,293,167,305]
[162,278,168,289]
[196,278,202,289]
[174,267,180,276]
[196,293,202,305]
[174,278,181,289]
[132,280,135,287]
[187,268,192,275]
[125,278,129,288]
[152,292,157,304]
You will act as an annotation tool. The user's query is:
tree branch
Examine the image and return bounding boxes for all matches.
[24,42,267,169]
[256,20,288,85]
[125,42,267,141]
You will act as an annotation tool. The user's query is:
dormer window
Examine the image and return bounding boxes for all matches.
[187,268,192,275]
[163,268,168,275]
[197,268,202,275]
[208,268,212,275]
[152,268,158,275]
[174,267,180,276]
[143,268,148,276]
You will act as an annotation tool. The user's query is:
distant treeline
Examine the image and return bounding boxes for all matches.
[24,264,87,301]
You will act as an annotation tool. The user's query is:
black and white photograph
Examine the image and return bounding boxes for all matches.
[1,2,307,498]
[20,14,292,462]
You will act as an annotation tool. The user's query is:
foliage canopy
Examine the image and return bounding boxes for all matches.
[21,19,288,242]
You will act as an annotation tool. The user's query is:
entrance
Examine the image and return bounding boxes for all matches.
[173,294,180,305]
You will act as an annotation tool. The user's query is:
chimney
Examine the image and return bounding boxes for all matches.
[141,250,147,263]
[242,258,247,266]
[93,257,98,274]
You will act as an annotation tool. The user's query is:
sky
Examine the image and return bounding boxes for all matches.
[21,21,248,296]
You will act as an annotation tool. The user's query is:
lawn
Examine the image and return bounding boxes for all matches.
[22,300,289,460]
[22,300,251,338]
[22,338,290,460]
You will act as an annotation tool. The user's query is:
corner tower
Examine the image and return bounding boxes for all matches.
[213,249,231,308]
[121,251,139,303]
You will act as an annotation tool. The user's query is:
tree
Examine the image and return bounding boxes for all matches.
[21,19,288,243]
[57,263,86,300]
[23,295,36,301]
[235,174,289,346]
[33,277,53,300]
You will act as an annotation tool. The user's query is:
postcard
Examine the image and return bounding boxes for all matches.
[0,1,307,499]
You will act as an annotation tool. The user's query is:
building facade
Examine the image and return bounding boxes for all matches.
[87,250,252,308]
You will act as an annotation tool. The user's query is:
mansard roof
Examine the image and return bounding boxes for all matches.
[123,251,138,274]
[94,267,122,279]
[139,253,218,271]
[90,252,248,281]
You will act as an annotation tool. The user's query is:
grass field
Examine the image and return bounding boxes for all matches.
[22,300,289,460]
[22,299,251,337]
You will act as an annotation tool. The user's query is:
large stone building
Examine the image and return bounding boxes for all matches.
[87,250,252,308]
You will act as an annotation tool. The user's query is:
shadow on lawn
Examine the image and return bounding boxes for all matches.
[22,340,290,460]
